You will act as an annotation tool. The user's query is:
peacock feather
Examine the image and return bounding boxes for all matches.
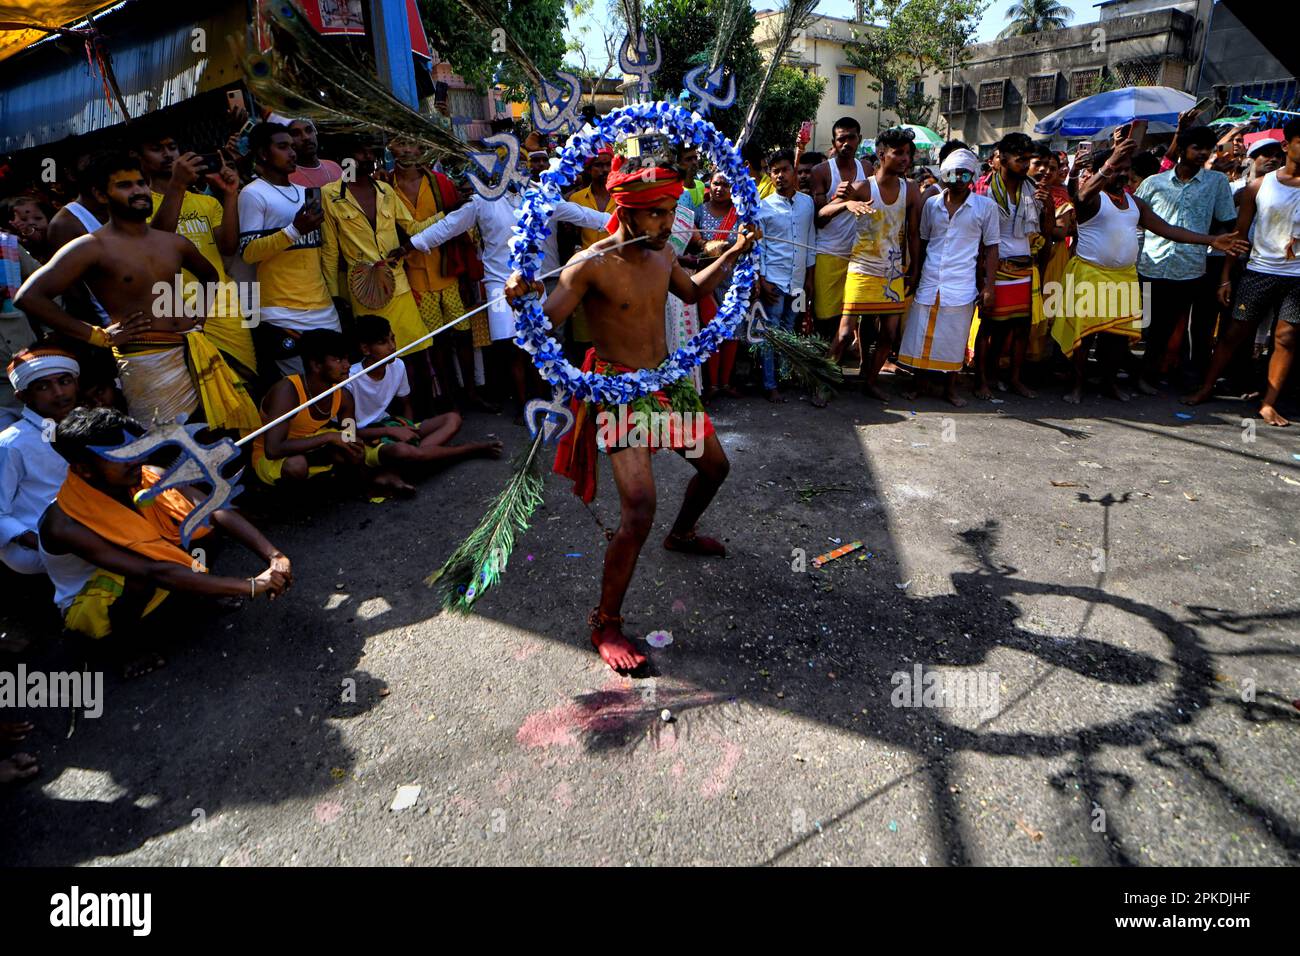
[427,430,548,612]
[752,326,844,402]
[237,1,475,168]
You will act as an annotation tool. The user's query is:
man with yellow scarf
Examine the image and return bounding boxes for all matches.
[39,406,290,675]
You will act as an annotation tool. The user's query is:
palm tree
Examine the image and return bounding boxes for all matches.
[998,0,1074,39]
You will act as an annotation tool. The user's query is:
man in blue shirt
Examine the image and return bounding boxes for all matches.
[756,149,816,402]
[0,347,77,575]
[1135,125,1237,392]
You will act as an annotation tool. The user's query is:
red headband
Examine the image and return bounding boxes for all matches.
[604,155,683,233]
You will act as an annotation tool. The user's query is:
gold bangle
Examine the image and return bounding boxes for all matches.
[87,326,111,348]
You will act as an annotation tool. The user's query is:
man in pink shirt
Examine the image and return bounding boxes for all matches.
[287,119,343,189]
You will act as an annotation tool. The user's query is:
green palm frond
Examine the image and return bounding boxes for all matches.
[428,431,548,612]
[751,326,844,400]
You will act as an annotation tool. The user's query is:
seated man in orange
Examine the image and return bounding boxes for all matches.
[39,406,291,676]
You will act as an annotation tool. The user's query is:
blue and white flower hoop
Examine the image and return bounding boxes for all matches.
[508,101,759,406]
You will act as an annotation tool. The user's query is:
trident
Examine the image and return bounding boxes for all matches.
[619,30,661,103]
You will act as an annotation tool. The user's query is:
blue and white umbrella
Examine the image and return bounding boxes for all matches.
[1033,86,1196,138]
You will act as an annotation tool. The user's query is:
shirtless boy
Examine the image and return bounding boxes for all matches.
[505,151,757,673]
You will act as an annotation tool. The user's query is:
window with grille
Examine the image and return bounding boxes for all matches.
[1026,74,1056,105]
[1070,68,1103,100]
[941,84,964,113]
[1113,60,1162,88]
[883,78,898,107]
[838,74,855,106]
[978,80,1005,110]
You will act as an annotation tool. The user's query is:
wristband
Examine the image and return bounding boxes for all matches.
[87,326,111,348]
[249,577,256,599]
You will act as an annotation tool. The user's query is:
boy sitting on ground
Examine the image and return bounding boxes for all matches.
[347,315,502,492]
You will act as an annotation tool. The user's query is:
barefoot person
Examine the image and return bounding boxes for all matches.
[251,329,405,495]
[15,153,257,432]
[505,151,758,673]
[347,314,503,480]
[820,127,922,401]
[971,133,1053,400]
[897,148,999,407]
[1184,118,1300,426]
[39,406,291,675]
[1054,138,1247,404]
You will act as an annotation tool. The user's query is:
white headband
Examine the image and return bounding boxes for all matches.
[8,350,80,391]
[940,149,980,176]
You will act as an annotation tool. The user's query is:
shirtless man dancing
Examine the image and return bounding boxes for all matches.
[505,149,757,673]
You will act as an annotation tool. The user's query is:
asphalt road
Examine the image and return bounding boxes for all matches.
[3,373,1299,866]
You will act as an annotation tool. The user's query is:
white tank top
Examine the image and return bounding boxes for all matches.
[61,201,112,326]
[816,157,867,256]
[1247,170,1300,276]
[37,509,96,612]
[848,176,908,278]
[1075,190,1140,269]
[63,201,103,234]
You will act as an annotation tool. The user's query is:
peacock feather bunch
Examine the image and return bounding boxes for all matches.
[427,431,548,612]
[238,1,475,168]
[752,326,844,402]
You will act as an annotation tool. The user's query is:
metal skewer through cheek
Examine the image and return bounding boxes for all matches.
[233,234,651,449]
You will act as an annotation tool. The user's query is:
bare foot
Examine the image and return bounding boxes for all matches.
[0,721,33,743]
[1180,389,1211,406]
[591,625,646,673]
[860,380,888,402]
[1136,378,1159,396]
[900,387,919,401]
[664,531,727,557]
[945,389,968,408]
[722,386,743,399]
[1010,381,1037,399]
[0,753,39,784]
[811,391,829,408]
[765,388,786,403]
[1063,387,1083,405]
[1102,381,1131,402]
[369,472,417,497]
[1260,404,1291,427]
[468,440,505,459]
[123,651,165,680]
[974,384,993,401]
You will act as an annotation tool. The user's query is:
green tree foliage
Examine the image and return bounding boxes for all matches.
[997,0,1074,39]
[845,0,985,127]
[419,0,570,102]
[745,66,825,156]
[640,0,762,141]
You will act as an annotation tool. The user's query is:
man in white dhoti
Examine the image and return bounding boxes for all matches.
[898,149,1000,407]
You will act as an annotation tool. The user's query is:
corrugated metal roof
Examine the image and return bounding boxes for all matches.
[0,0,248,153]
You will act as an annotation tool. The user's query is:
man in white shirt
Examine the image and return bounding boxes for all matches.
[0,348,77,574]
[756,149,816,402]
[897,148,999,407]
[398,172,609,413]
